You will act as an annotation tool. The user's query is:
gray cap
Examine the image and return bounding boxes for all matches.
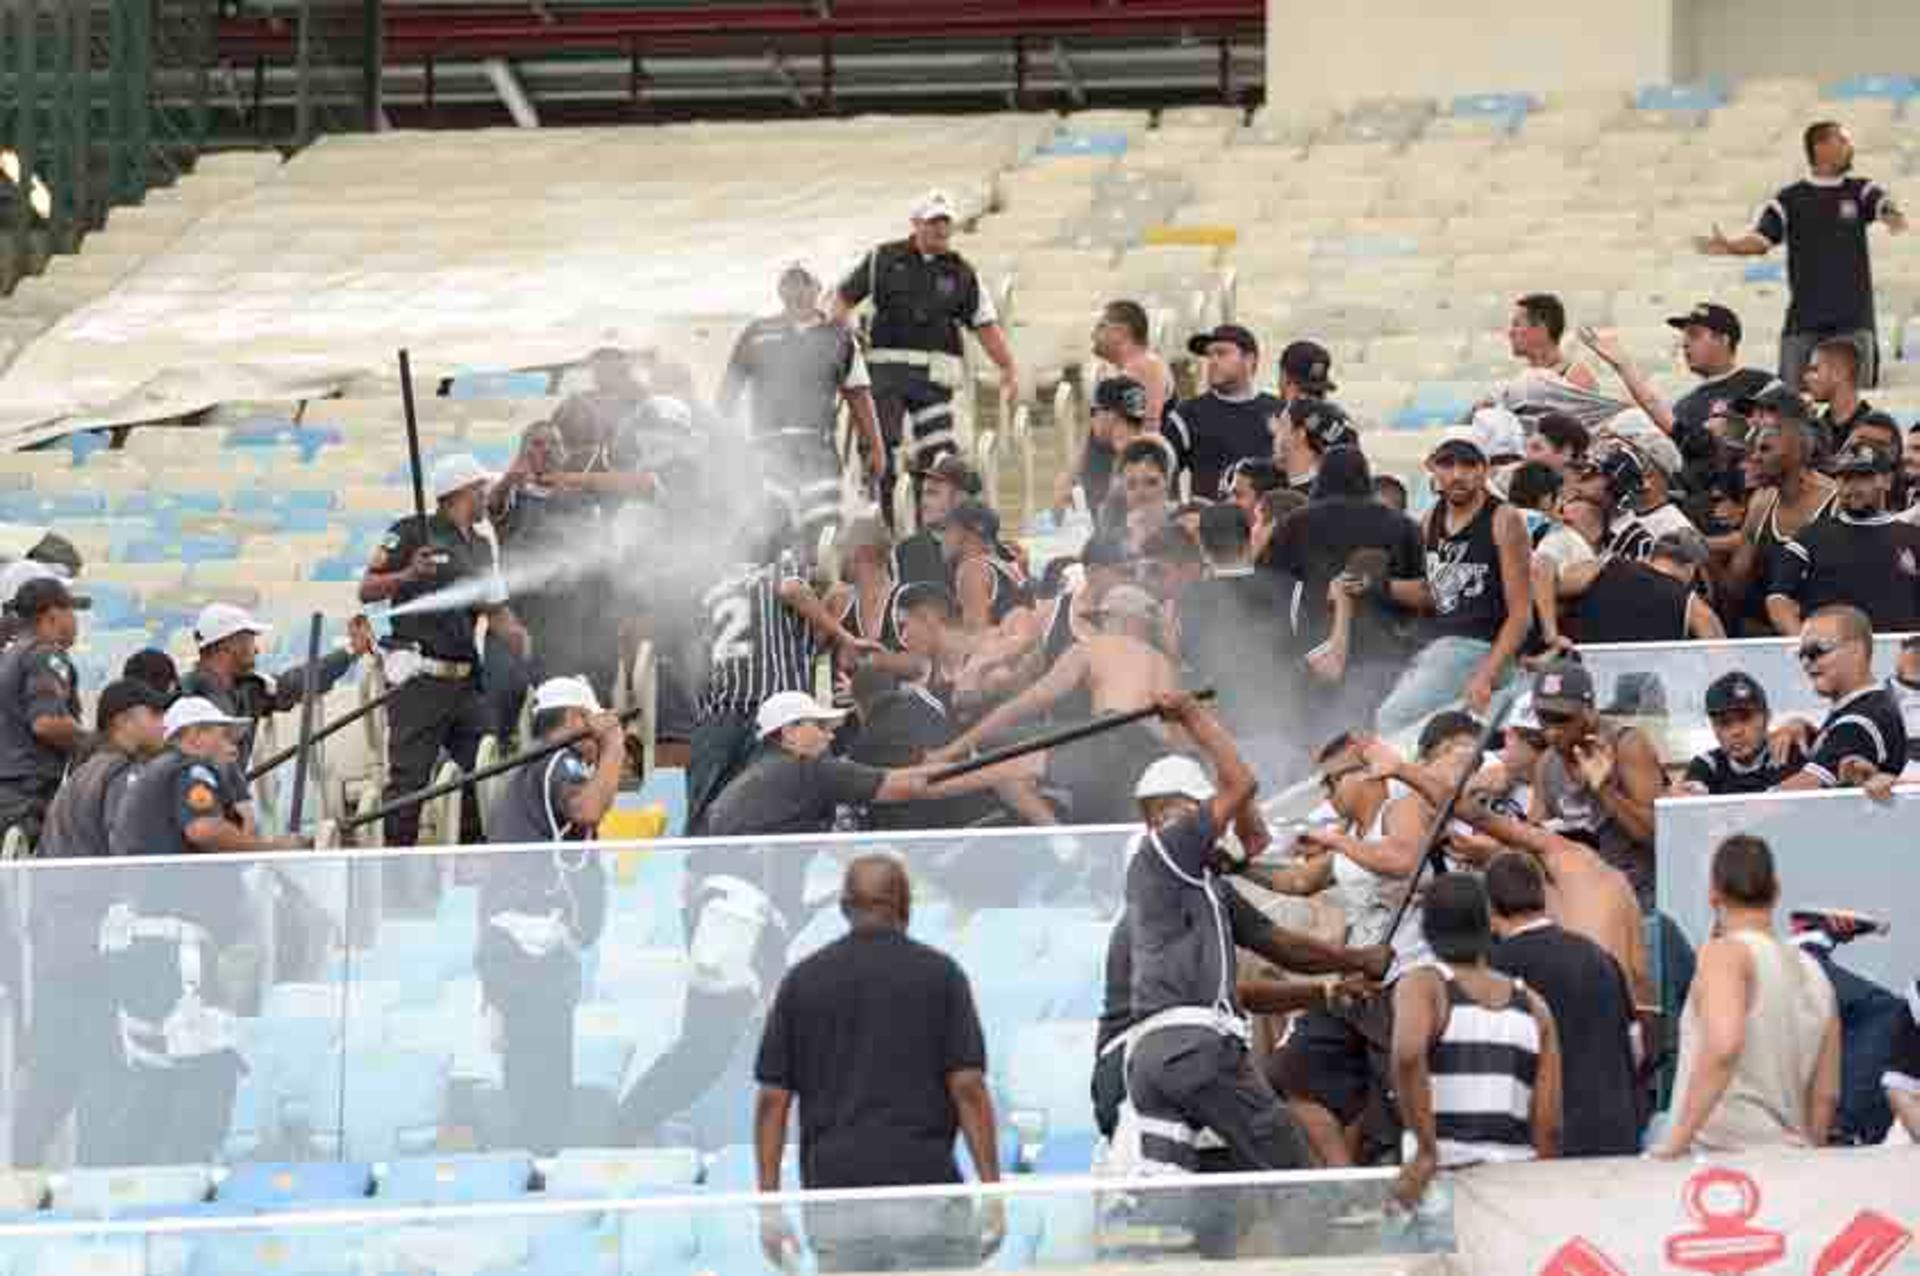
[1650,527,1709,567]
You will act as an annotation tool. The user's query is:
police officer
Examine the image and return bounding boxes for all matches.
[181,602,375,773]
[13,679,168,1166]
[104,696,307,1164]
[0,574,90,845]
[834,190,1019,525]
[479,676,619,1154]
[359,453,531,847]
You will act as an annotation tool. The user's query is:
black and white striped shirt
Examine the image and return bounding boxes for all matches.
[698,564,819,721]
[1425,965,1541,1168]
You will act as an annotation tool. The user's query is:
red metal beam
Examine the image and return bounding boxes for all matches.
[219,0,1262,61]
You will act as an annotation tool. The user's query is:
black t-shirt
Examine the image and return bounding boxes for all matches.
[1492,923,1640,1157]
[1176,569,1301,738]
[1567,558,1694,644]
[1803,683,1910,786]
[1672,367,1775,460]
[1756,176,1893,334]
[1424,496,1509,642]
[755,926,987,1188]
[1097,881,1275,1052]
[1815,399,1877,457]
[375,513,500,664]
[703,747,886,837]
[1163,391,1283,502]
[1768,512,1920,632]
[892,529,947,591]
[1272,498,1425,660]
[720,316,860,444]
[1884,996,1920,1098]
[1684,743,1804,795]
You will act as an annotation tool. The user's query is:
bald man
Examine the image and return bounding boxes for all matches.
[754,855,1003,1270]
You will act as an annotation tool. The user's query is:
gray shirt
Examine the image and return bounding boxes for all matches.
[703,748,886,838]
[0,638,79,790]
[1126,810,1241,1024]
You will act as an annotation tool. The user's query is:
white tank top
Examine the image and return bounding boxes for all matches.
[1332,784,1433,981]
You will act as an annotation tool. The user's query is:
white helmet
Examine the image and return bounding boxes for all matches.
[1133,755,1216,803]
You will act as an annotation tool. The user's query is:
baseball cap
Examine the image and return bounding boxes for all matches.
[1650,528,1710,568]
[1094,583,1160,622]
[9,576,87,619]
[194,602,271,649]
[1428,425,1487,465]
[1735,382,1810,422]
[163,696,249,739]
[430,452,496,500]
[1832,440,1895,476]
[1288,398,1355,450]
[1279,339,1337,394]
[532,675,604,717]
[756,690,848,739]
[1186,324,1259,358]
[910,453,982,495]
[1602,410,1684,481]
[1665,302,1743,345]
[1705,670,1769,718]
[1531,659,1595,716]
[1134,754,1217,803]
[912,189,958,222]
[945,500,1001,543]
[0,560,77,613]
[96,678,167,734]
[1092,376,1149,423]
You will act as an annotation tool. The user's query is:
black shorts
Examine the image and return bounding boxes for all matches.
[1268,998,1393,1128]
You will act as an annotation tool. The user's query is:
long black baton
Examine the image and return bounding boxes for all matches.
[928,689,1217,783]
[286,613,324,831]
[399,348,428,526]
[1381,710,1506,945]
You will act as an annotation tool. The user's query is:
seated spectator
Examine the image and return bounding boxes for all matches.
[1522,411,1591,475]
[1653,835,1840,1156]
[1391,872,1562,1209]
[1681,671,1805,795]
[1486,852,1640,1157]
[1554,528,1725,644]
[1778,604,1909,792]
[1767,441,1920,635]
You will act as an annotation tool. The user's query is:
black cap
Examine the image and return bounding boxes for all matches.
[1736,382,1810,422]
[1705,671,1768,718]
[1848,409,1903,438]
[1080,532,1132,569]
[1279,339,1337,394]
[946,499,1001,543]
[1532,659,1595,714]
[1666,302,1743,345]
[1832,440,1896,476]
[910,453,983,495]
[9,576,88,618]
[1092,376,1149,423]
[1287,397,1354,450]
[95,678,166,734]
[1186,323,1258,358]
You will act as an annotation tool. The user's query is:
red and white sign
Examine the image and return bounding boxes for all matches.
[1453,1147,1920,1275]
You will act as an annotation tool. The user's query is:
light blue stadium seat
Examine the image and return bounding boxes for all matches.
[69,431,113,466]
[327,1050,450,1160]
[1394,382,1480,429]
[447,371,552,400]
[114,490,224,518]
[118,535,241,564]
[309,554,362,583]
[545,1147,703,1196]
[1743,261,1786,284]
[188,1227,369,1276]
[630,767,688,839]
[1634,82,1725,111]
[34,491,109,519]
[21,1236,149,1276]
[231,489,337,515]
[1450,91,1536,119]
[1037,131,1128,157]
[216,1161,375,1209]
[81,583,144,630]
[523,1226,631,1276]
[49,1165,214,1215]
[1004,1019,1102,1146]
[1826,73,1919,101]
[377,1152,534,1204]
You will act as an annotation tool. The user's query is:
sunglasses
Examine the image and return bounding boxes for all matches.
[1798,638,1843,667]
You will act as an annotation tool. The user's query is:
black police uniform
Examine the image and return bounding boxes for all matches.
[721,314,867,523]
[479,746,609,1153]
[373,512,501,847]
[0,637,82,844]
[104,747,251,1164]
[837,240,991,520]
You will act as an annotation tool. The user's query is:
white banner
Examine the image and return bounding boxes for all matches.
[1454,1146,1920,1275]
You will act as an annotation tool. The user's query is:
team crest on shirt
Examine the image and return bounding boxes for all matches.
[935,274,957,297]
[1425,542,1490,616]
[1901,549,1918,577]
[1839,199,1860,222]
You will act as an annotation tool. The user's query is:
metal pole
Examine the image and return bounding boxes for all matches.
[287,613,325,830]
[398,347,427,525]
[928,690,1216,784]
[1380,712,1507,945]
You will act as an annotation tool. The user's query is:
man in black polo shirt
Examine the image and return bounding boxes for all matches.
[1699,120,1908,389]
[835,190,1018,523]
[1780,604,1909,790]
[1681,672,1805,796]
[1164,324,1283,502]
[1766,441,1920,634]
[754,855,1002,1269]
[1806,336,1877,453]
[359,453,531,847]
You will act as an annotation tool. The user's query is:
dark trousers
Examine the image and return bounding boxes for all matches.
[871,363,957,530]
[480,940,580,1155]
[613,985,758,1142]
[1129,1027,1313,1172]
[383,674,488,847]
[12,960,123,1166]
[1810,946,1904,1144]
[118,1053,242,1166]
[0,782,56,850]
[685,711,757,835]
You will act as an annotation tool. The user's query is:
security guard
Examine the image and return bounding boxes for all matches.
[104,696,306,1164]
[0,573,90,845]
[180,602,374,773]
[359,453,531,847]
[834,190,1019,526]
[479,676,619,1153]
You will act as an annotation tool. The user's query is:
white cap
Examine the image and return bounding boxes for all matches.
[755,690,848,739]
[164,696,250,739]
[194,602,271,648]
[1134,755,1217,803]
[430,452,496,500]
[912,189,959,222]
[1601,408,1684,480]
[1470,407,1526,463]
[0,559,63,604]
[532,675,603,716]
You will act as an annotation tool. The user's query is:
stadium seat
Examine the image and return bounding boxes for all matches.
[1394,381,1482,429]
[544,1148,702,1196]
[215,1161,376,1209]
[376,1153,534,1205]
[48,1165,214,1215]
[446,371,552,400]
[1826,73,1919,102]
[19,1236,149,1276]
[1634,82,1727,112]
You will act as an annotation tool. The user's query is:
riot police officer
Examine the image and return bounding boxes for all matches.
[0,574,90,844]
[180,602,375,773]
[359,453,531,846]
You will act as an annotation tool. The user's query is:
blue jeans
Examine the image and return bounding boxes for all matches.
[1779,327,1878,392]
[1374,636,1508,738]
